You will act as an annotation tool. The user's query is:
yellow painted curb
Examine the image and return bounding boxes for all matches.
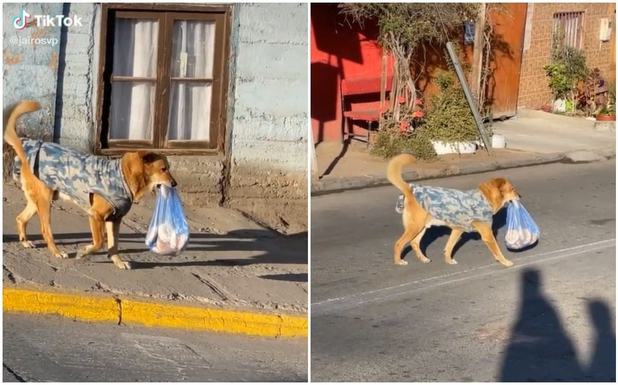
[3,288,307,338]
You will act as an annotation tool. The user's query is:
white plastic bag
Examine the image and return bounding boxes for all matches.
[505,200,540,250]
[145,185,190,255]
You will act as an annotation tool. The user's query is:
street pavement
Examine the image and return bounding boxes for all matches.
[311,160,616,382]
[2,313,308,382]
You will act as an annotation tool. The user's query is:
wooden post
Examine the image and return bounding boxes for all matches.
[471,3,487,102]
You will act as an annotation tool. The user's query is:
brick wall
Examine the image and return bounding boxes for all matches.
[518,3,615,110]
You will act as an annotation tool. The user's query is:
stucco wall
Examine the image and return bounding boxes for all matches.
[3,3,308,231]
[224,3,308,229]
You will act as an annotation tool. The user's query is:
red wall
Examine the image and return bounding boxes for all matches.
[311,4,393,143]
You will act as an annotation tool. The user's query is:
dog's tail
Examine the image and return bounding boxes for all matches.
[5,101,41,179]
[387,154,423,212]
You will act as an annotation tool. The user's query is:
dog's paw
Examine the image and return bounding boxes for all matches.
[502,260,514,267]
[54,250,70,259]
[115,261,132,270]
[21,240,35,249]
[396,260,408,266]
[420,256,431,264]
[75,250,91,261]
[446,259,458,265]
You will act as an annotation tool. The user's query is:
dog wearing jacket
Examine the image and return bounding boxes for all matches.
[387,154,520,267]
[4,101,177,270]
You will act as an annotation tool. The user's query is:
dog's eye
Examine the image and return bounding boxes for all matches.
[162,167,168,172]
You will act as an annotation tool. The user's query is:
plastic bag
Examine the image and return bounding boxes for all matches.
[505,200,540,250]
[145,185,190,255]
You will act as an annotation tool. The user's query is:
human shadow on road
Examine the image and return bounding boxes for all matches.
[586,300,616,381]
[499,268,616,382]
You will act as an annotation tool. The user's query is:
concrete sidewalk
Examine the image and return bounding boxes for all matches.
[312,109,616,194]
[2,184,307,337]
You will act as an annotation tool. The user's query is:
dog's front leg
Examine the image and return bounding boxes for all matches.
[76,216,105,261]
[106,219,131,270]
[472,221,513,267]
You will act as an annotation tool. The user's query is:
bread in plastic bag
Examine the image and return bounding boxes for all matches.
[505,200,540,250]
[145,184,190,255]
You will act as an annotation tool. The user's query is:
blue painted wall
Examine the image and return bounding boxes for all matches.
[3,3,63,140]
[3,3,308,188]
[227,3,308,174]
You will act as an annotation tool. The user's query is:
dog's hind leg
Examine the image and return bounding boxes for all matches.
[472,221,513,267]
[75,216,105,261]
[106,219,131,270]
[32,187,69,259]
[16,199,38,248]
[444,228,463,265]
[394,224,424,266]
[410,227,431,263]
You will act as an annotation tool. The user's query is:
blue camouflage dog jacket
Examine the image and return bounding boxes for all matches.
[13,139,133,221]
[395,183,493,232]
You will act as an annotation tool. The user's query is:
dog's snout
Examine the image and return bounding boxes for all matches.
[171,179,178,188]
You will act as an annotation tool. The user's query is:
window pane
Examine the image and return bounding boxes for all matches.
[113,19,159,77]
[167,82,212,141]
[110,82,155,140]
[171,20,216,78]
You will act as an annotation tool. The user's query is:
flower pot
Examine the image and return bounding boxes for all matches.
[595,114,616,122]
[431,140,476,155]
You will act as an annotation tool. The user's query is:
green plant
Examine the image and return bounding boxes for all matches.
[370,126,439,161]
[543,63,571,101]
[422,70,481,144]
[543,30,588,109]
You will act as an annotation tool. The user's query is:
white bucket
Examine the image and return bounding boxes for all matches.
[492,134,506,149]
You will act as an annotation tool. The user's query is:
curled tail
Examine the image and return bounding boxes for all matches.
[4,101,41,179]
[387,154,422,212]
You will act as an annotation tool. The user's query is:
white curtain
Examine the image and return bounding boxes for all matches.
[167,20,216,141]
[110,19,158,140]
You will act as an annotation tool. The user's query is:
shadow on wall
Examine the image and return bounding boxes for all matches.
[499,268,616,382]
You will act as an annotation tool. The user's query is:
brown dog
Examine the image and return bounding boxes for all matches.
[387,153,520,267]
[4,100,177,270]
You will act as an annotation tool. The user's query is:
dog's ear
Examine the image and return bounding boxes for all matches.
[478,179,503,204]
[492,178,508,190]
[136,150,159,164]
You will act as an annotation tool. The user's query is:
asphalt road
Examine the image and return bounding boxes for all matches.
[311,160,616,382]
[3,313,307,382]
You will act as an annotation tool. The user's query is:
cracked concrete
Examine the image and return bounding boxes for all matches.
[3,183,307,316]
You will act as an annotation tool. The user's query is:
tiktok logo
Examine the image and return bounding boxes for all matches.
[13,10,31,30]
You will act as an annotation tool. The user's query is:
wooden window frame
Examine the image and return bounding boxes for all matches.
[96,3,231,156]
